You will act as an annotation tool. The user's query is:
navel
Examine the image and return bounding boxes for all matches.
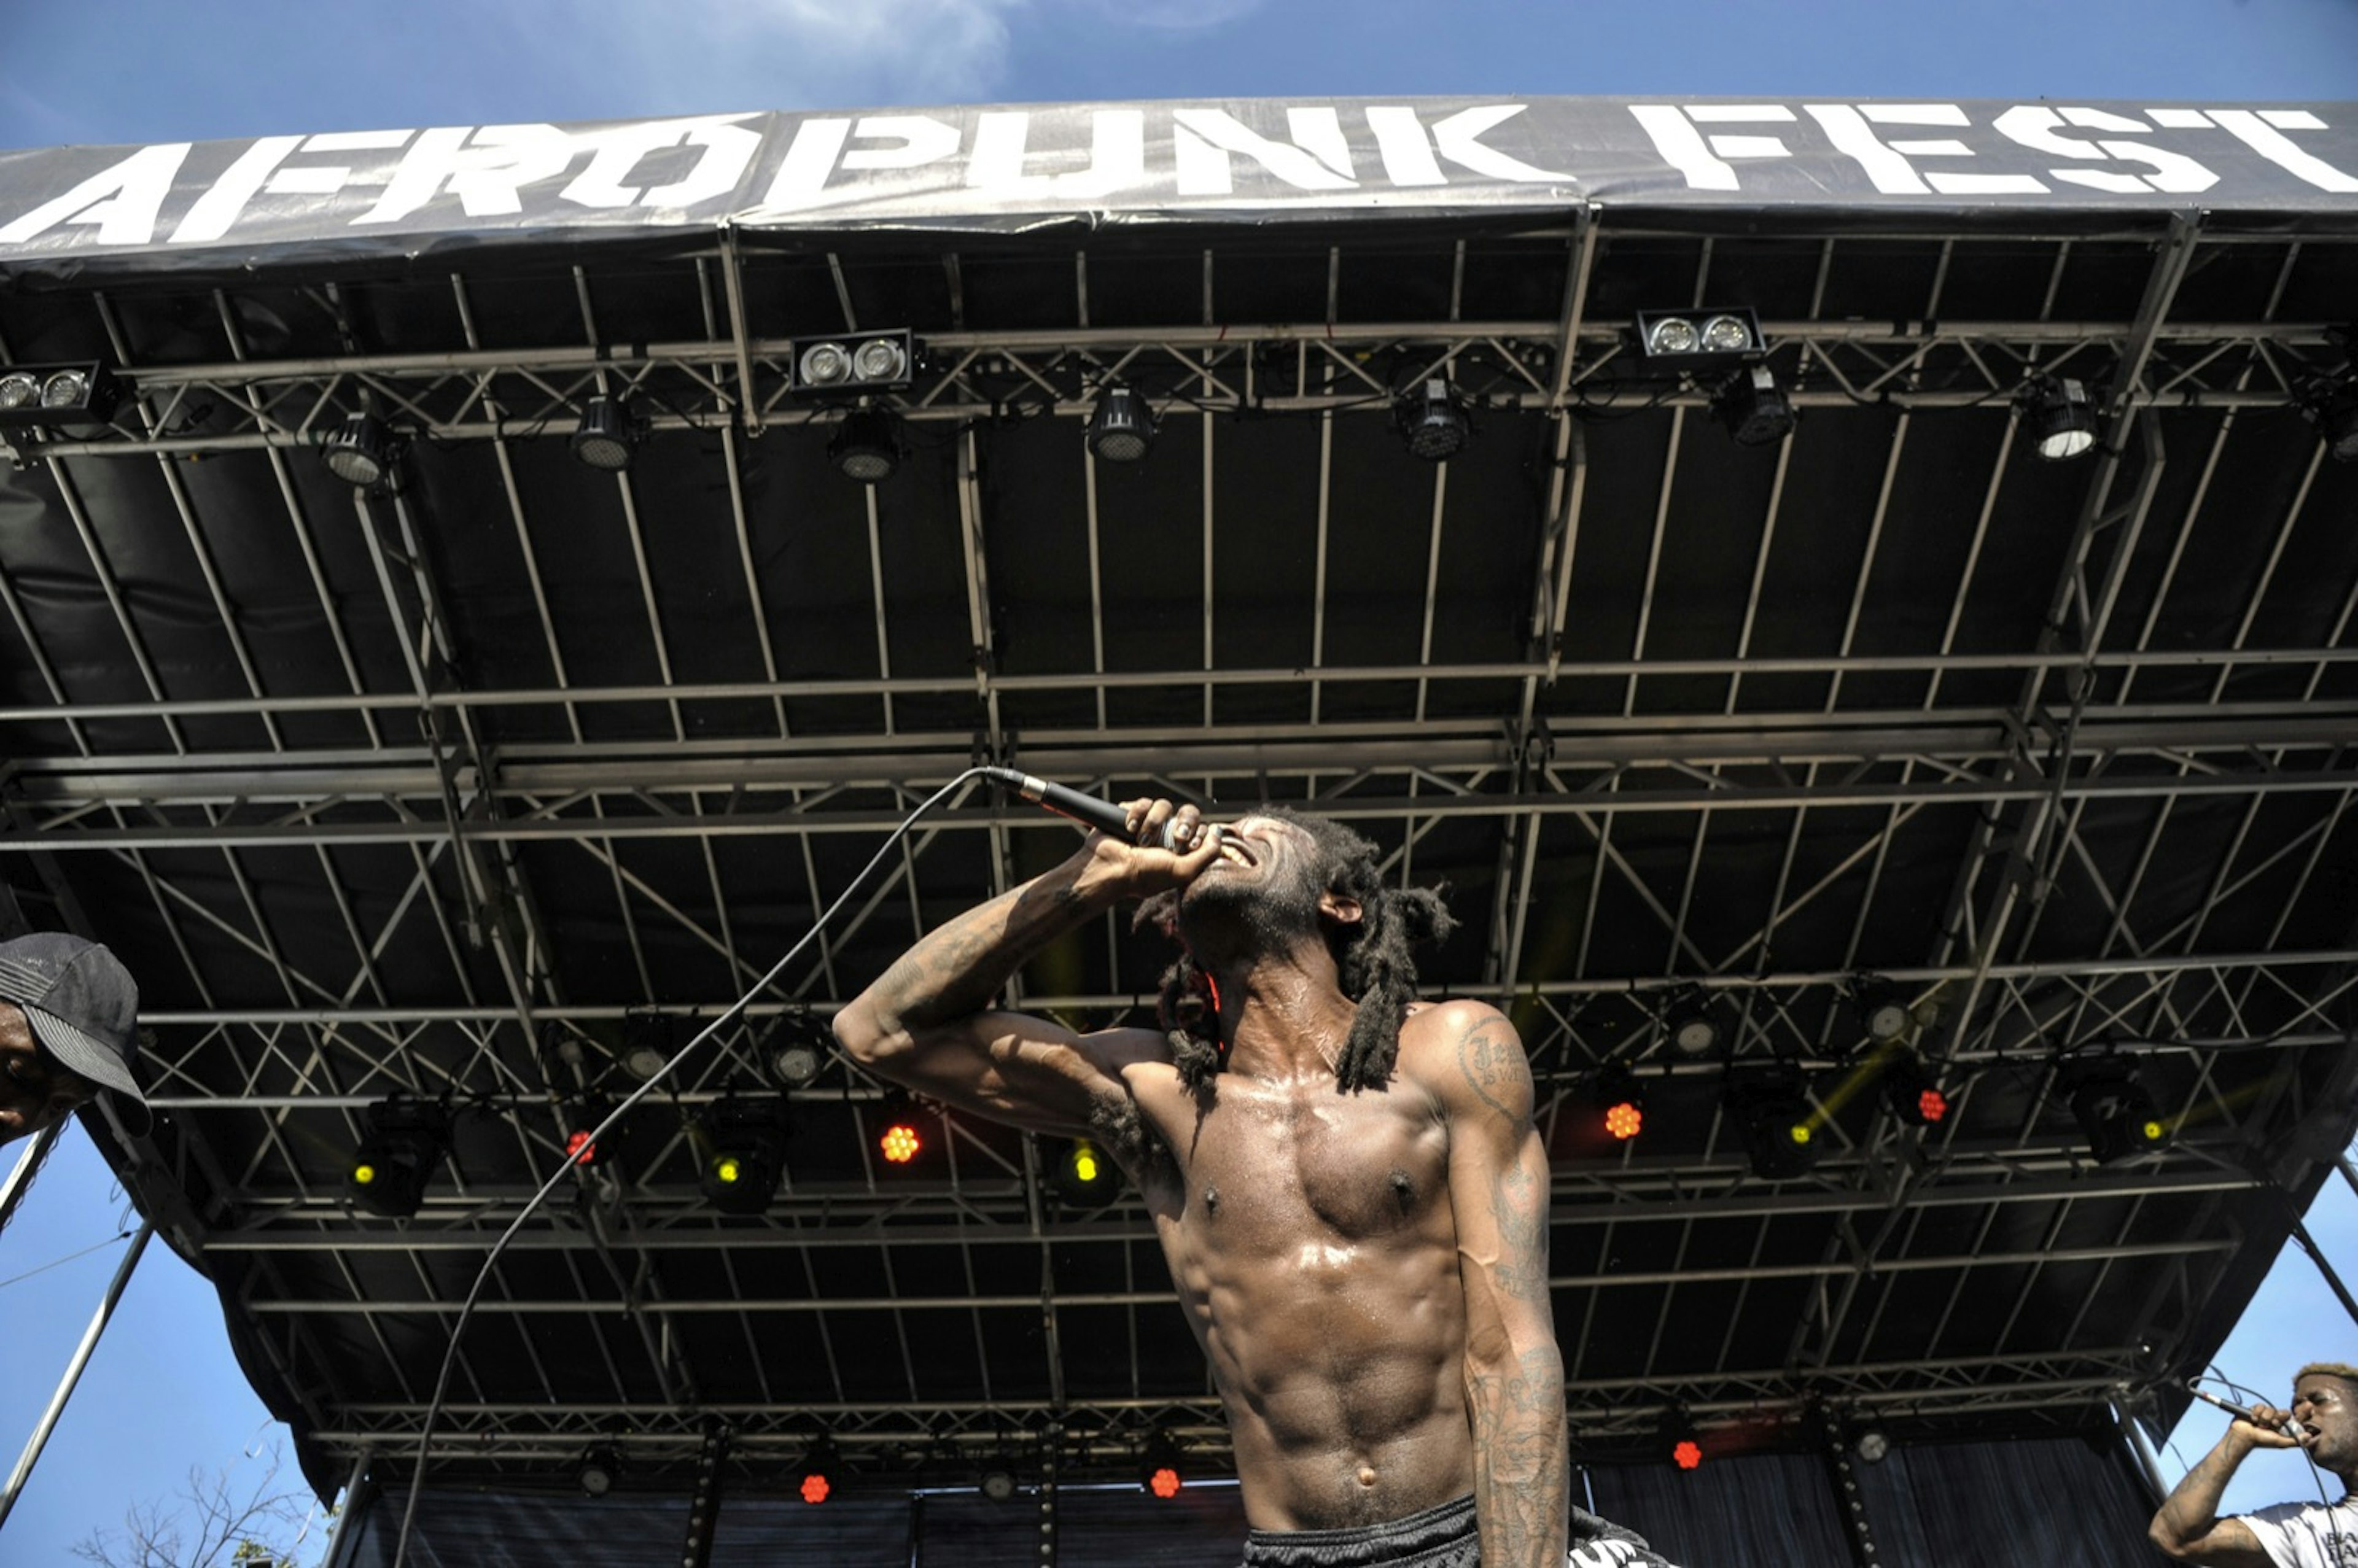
[1356,1465,1378,1488]
[1202,1184,1219,1216]
[1388,1168,1413,1206]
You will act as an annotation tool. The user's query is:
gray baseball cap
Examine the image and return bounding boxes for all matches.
[0,933,144,1102]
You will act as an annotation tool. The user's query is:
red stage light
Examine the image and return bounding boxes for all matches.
[1148,1465,1181,1499]
[1672,1439,1703,1470]
[800,1471,831,1504]
[1918,1088,1948,1124]
[1605,1101,1643,1141]
[566,1129,597,1165]
[881,1122,922,1163]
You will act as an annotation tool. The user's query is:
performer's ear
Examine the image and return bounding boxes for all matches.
[1318,891,1363,928]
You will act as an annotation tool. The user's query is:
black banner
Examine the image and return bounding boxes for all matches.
[2,97,2354,280]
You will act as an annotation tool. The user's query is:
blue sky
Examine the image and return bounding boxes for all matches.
[1,0,2355,1560]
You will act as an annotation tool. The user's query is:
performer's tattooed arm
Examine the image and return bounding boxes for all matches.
[832,796,1219,1147]
[1437,1002,1570,1568]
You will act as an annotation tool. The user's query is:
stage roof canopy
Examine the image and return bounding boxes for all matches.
[2,96,2356,1501]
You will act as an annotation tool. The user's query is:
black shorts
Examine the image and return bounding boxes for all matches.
[1239,1492,1680,1567]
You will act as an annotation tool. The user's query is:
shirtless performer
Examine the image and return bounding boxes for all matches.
[833,796,1678,1567]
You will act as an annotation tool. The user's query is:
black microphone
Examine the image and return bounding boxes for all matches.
[2187,1383,2306,1439]
[980,767,1207,850]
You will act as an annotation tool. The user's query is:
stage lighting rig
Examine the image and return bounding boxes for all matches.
[790,329,914,397]
[1393,378,1471,462]
[347,1098,449,1219]
[1595,1064,1645,1143]
[321,412,398,488]
[2297,374,2358,463]
[1662,990,1724,1058]
[1881,1052,1949,1128]
[0,362,120,430]
[1053,1137,1121,1209]
[1086,383,1156,463]
[829,407,903,483]
[1848,977,1912,1049]
[978,1464,1018,1502]
[570,394,645,472]
[877,1091,927,1166]
[1661,1409,1704,1472]
[2061,1056,2171,1163]
[1140,1430,1185,1499]
[765,1011,829,1089]
[1727,1066,1820,1180]
[1713,363,1796,447]
[621,1007,676,1082]
[576,1443,623,1497]
[2017,375,2099,460]
[792,1435,842,1504]
[1633,306,1765,369]
[695,1098,789,1216]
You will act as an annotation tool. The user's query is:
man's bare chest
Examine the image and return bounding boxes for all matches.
[1143,1082,1450,1246]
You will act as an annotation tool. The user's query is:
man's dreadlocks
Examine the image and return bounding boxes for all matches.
[1131,808,1457,1092]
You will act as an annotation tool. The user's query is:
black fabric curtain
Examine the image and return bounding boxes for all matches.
[344,1480,1249,1568]
[1852,1436,2171,1568]
[1588,1450,1854,1566]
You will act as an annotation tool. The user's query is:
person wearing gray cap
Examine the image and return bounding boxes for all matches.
[0,931,145,1147]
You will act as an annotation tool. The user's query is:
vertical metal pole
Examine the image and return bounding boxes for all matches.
[2114,1399,2168,1504]
[0,1122,63,1236]
[0,1217,154,1531]
[319,1452,372,1568]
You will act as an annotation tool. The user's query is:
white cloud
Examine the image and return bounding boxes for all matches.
[550,0,1030,115]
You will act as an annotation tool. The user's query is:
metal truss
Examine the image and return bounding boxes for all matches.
[8,300,2349,469]
[4,209,2354,1491]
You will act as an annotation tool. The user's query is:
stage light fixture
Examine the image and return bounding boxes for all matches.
[1853,1427,1891,1464]
[1713,363,1796,447]
[1849,978,1912,1047]
[569,394,644,472]
[1663,992,1723,1058]
[2297,376,2358,463]
[1661,1410,1704,1472]
[1595,1065,1645,1143]
[576,1443,623,1497]
[979,1465,1018,1502]
[2018,375,2098,461]
[1140,1430,1185,1499]
[877,1093,925,1165]
[1635,306,1764,368]
[829,408,902,483]
[1393,379,1470,462]
[1728,1069,1820,1180]
[0,362,121,429]
[347,1099,449,1219]
[1053,1136,1120,1209]
[321,413,396,488]
[695,1098,788,1216]
[1086,384,1155,464]
[793,1436,841,1504]
[1881,1053,1948,1128]
[621,1008,674,1082]
[2065,1060,2171,1163]
[789,330,915,397]
[766,1012,828,1089]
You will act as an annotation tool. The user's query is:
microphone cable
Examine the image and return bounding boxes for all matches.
[387,766,996,1568]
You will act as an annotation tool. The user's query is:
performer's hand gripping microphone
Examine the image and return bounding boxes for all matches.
[979,767,1218,852]
[2185,1381,2306,1440]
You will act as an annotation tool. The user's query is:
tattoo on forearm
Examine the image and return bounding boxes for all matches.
[876,876,1091,1030]
[1470,1345,1568,1568]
